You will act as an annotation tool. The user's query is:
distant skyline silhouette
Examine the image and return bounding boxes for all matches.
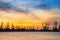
[0,21,60,32]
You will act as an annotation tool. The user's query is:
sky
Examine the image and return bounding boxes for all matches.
[0,0,60,27]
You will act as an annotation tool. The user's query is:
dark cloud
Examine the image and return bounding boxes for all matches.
[0,0,60,12]
[0,1,12,8]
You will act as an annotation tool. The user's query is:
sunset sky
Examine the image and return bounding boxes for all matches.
[0,0,60,28]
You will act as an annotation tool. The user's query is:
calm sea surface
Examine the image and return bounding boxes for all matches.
[0,32,60,40]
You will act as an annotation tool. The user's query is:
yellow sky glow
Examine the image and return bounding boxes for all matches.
[0,9,59,28]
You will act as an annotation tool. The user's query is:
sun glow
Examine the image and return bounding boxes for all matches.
[0,9,59,28]
[0,10,42,28]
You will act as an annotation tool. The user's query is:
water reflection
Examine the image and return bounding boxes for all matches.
[0,32,60,40]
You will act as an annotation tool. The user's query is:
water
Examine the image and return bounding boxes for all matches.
[0,32,60,40]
